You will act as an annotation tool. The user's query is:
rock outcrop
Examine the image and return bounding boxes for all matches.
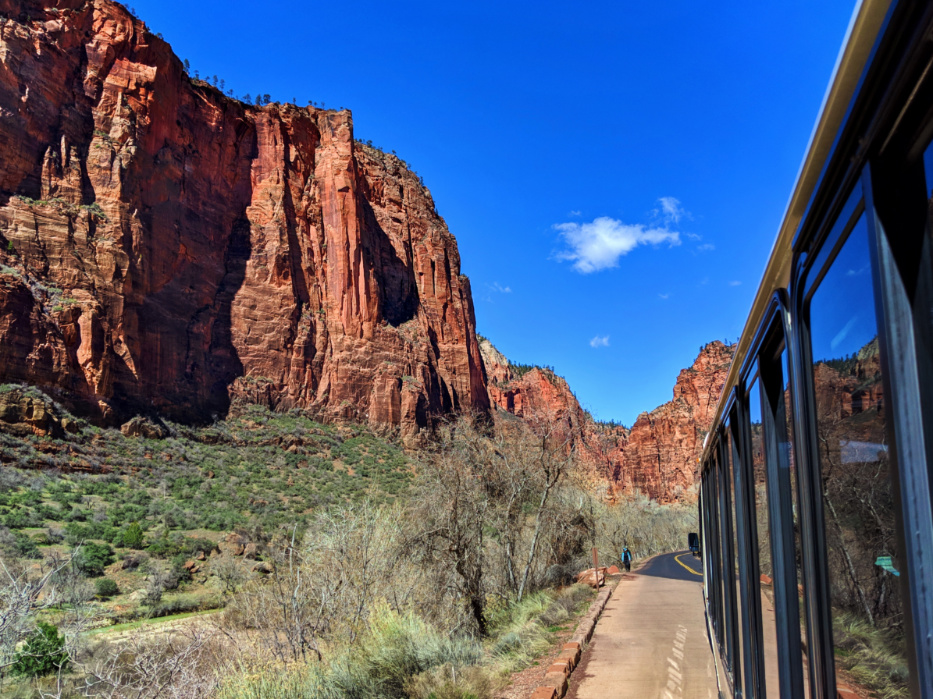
[481,339,734,501]
[0,385,79,437]
[619,341,734,499]
[0,0,487,435]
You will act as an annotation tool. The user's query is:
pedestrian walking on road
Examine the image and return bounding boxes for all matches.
[622,547,632,572]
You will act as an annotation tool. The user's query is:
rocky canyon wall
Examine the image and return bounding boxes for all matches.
[481,339,734,501]
[0,0,487,434]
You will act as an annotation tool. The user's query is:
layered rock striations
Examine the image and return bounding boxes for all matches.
[481,339,734,501]
[0,0,487,434]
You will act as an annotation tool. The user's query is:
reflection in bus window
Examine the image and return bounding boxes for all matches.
[748,377,780,696]
[808,215,908,696]
[778,350,810,696]
[725,426,743,693]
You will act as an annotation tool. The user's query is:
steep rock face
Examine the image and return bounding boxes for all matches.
[620,341,733,499]
[0,0,487,433]
[481,339,733,501]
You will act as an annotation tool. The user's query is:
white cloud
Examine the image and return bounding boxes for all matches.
[697,243,715,252]
[569,210,582,217]
[659,293,670,299]
[489,282,512,293]
[654,196,688,225]
[554,215,681,273]
[589,335,610,348]
[729,280,741,287]
[685,232,702,241]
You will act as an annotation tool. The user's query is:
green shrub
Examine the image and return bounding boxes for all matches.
[149,592,223,618]
[216,663,329,698]
[146,534,179,558]
[74,541,115,577]
[120,521,146,549]
[13,531,40,558]
[323,606,483,699]
[3,507,41,529]
[10,622,69,677]
[406,664,493,699]
[94,577,119,598]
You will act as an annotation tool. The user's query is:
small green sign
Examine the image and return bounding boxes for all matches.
[875,556,900,576]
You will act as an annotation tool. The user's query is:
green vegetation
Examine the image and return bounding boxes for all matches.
[9,622,69,678]
[217,586,593,699]
[0,392,696,697]
[74,542,115,577]
[94,577,119,599]
[833,611,909,698]
[11,195,107,221]
[507,361,557,380]
[0,401,413,535]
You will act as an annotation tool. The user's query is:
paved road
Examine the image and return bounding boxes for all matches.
[637,549,704,582]
[568,551,717,699]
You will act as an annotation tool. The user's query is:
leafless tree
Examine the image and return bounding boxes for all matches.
[0,551,82,672]
[79,626,223,698]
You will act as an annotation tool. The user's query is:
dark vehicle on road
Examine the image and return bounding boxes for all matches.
[688,532,700,557]
[698,2,933,698]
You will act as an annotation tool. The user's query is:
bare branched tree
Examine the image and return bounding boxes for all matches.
[79,626,223,698]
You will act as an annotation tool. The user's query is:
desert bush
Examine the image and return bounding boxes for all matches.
[94,577,119,599]
[406,663,494,699]
[120,521,146,549]
[8,621,68,677]
[215,663,330,699]
[222,501,410,665]
[322,606,484,699]
[149,592,223,618]
[79,626,224,698]
[213,557,246,595]
[74,542,115,577]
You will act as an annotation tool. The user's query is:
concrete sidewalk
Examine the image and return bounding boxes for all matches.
[567,554,718,699]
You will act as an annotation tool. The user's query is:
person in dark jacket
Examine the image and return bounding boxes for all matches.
[622,547,632,572]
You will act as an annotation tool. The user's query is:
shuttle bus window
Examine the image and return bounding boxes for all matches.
[708,455,724,642]
[778,349,810,696]
[725,424,744,695]
[806,213,909,695]
[761,337,810,698]
[702,471,717,630]
[719,442,741,681]
[748,375,781,697]
[716,450,733,665]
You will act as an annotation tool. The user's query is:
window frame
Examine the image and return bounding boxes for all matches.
[732,293,811,699]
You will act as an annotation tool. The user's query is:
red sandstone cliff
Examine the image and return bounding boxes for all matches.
[619,341,734,499]
[480,339,734,501]
[0,0,487,434]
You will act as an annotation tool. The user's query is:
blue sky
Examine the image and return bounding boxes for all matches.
[129,0,857,426]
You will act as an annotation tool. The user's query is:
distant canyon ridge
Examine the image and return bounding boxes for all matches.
[0,0,733,500]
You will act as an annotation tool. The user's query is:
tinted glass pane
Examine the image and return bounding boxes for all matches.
[718,454,732,661]
[808,214,908,696]
[779,350,810,696]
[726,426,744,692]
[749,377,781,696]
[709,461,724,639]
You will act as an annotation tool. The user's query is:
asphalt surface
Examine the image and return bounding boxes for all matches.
[568,551,717,699]
[636,549,704,582]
